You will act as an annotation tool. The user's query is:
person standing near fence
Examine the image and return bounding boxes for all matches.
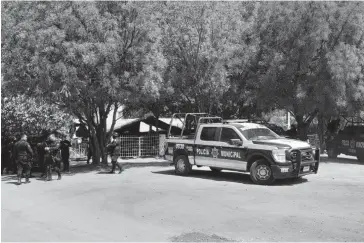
[13,134,33,184]
[37,141,47,178]
[44,134,62,181]
[87,139,93,164]
[107,133,123,174]
[60,138,72,173]
[1,136,16,174]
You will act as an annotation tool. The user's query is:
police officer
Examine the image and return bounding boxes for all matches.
[87,140,93,165]
[37,141,47,178]
[107,133,123,174]
[286,124,298,139]
[44,134,62,181]
[12,134,33,184]
[1,136,16,174]
[60,138,72,173]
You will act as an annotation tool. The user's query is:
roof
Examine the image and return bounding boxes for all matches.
[229,122,267,130]
[112,116,185,134]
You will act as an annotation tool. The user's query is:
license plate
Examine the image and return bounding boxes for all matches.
[303,166,310,172]
[280,168,289,173]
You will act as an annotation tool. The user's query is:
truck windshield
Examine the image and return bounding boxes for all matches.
[239,128,280,140]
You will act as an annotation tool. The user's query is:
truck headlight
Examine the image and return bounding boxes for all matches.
[272,149,287,163]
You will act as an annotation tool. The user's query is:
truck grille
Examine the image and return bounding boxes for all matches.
[289,148,314,162]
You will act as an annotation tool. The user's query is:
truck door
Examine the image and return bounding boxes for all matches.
[195,126,219,166]
[214,127,248,171]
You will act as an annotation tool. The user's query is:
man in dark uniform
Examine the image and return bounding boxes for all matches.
[12,134,33,184]
[44,134,62,181]
[87,140,93,164]
[286,124,298,139]
[60,138,72,173]
[1,136,16,174]
[37,141,47,178]
[106,133,123,174]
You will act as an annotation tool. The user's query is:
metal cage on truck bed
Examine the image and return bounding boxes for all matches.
[167,113,223,139]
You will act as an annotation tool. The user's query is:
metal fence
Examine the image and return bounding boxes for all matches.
[70,134,166,160]
[70,141,88,159]
[117,134,162,158]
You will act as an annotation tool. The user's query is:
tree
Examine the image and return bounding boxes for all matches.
[2,2,166,164]
[242,2,364,140]
[1,92,73,138]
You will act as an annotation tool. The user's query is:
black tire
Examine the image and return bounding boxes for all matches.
[357,154,364,162]
[174,155,192,176]
[209,167,222,173]
[249,159,275,185]
[327,147,338,159]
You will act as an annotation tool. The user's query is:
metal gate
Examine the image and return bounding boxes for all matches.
[118,134,163,158]
[70,134,166,159]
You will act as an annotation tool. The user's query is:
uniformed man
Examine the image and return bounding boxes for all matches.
[44,134,62,181]
[60,138,72,173]
[1,136,16,174]
[87,140,93,165]
[37,141,47,178]
[286,124,298,139]
[106,133,123,174]
[12,134,34,184]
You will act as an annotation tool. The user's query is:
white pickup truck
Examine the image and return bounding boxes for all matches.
[164,113,320,185]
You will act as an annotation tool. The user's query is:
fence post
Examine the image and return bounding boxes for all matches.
[138,137,141,157]
[159,134,166,157]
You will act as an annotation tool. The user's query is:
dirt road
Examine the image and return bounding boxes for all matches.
[2,158,364,242]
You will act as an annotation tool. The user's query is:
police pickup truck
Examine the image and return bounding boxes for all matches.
[164,113,320,185]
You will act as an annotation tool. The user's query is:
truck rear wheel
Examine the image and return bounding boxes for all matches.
[327,148,338,159]
[174,155,192,176]
[250,159,275,185]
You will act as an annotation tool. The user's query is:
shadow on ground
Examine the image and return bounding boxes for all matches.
[2,160,172,181]
[120,161,171,169]
[152,169,308,186]
[170,232,236,242]
[321,156,363,165]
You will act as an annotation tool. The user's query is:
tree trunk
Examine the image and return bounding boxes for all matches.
[295,109,319,141]
[317,113,326,153]
[91,133,101,164]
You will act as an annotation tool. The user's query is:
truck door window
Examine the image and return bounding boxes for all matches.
[220,128,241,143]
[200,127,218,141]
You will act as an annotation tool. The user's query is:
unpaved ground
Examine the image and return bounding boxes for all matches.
[2,157,364,242]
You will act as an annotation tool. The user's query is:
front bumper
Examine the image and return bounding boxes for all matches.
[272,149,320,179]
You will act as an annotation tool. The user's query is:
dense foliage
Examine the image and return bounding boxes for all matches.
[2,1,364,161]
[1,93,73,138]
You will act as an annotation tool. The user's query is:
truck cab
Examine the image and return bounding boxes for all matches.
[326,116,364,162]
[164,113,320,185]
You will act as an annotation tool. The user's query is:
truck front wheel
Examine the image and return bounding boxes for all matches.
[250,159,275,185]
[174,155,192,176]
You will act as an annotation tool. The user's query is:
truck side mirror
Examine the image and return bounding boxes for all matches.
[230,139,243,146]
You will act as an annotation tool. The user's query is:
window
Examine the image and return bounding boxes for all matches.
[200,127,218,141]
[220,128,241,143]
[240,128,279,140]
